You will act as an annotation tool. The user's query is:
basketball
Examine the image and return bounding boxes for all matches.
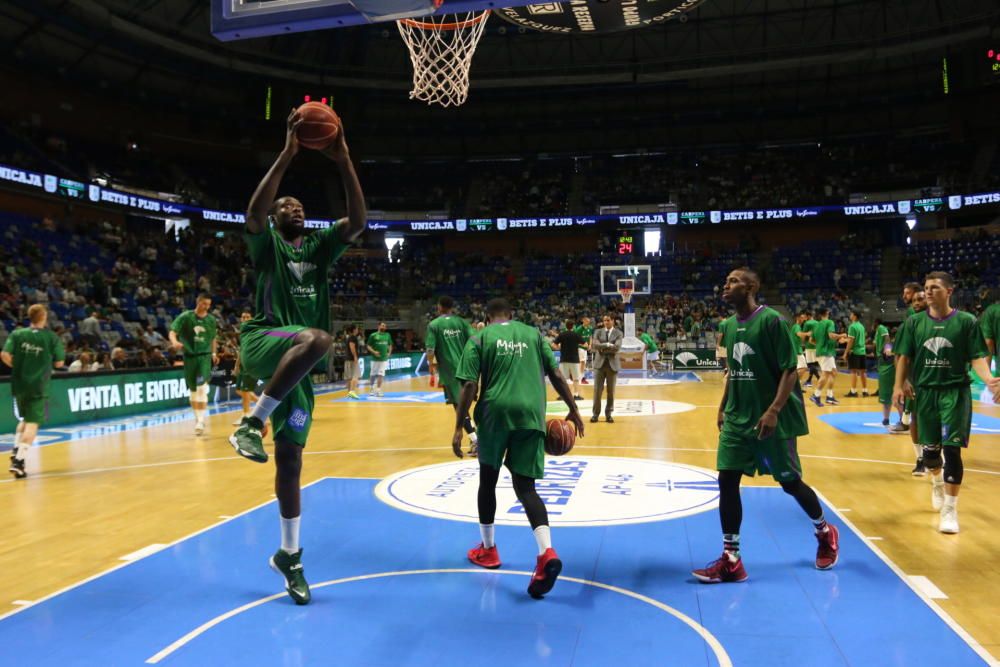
[545,419,576,456]
[295,102,341,150]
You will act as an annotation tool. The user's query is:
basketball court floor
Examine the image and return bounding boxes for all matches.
[1,370,998,666]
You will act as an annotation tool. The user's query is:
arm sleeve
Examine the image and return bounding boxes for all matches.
[52,333,66,363]
[170,312,186,335]
[243,226,274,269]
[771,316,798,371]
[894,319,914,358]
[317,219,350,264]
[425,322,437,353]
[967,316,990,360]
[456,336,482,383]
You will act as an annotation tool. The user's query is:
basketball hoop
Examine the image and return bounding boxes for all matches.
[619,287,634,304]
[397,1,490,108]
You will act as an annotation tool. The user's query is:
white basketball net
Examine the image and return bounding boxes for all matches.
[397,10,490,108]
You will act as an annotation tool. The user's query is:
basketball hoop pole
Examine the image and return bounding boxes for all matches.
[619,288,636,340]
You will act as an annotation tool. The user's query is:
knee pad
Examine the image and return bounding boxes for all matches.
[943,447,964,485]
[189,390,199,403]
[196,384,209,402]
[922,444,943,469]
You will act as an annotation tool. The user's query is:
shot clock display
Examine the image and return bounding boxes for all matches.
[618,233,634,255]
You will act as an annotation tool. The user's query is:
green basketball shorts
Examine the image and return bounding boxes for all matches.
[14,394,47,425]
[183,354,213,391]
[915,385,972,448]
[240,325,314,447]
[717,430,804,482]
[441,375,464,406]
[235,372,258,392]
[476,427,546,479]
[877,365,896,406]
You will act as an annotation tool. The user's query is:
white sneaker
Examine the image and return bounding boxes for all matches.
[931,482,945,510]
[232,417,243,426]
[939,505,959,534]
[194,421,205,435]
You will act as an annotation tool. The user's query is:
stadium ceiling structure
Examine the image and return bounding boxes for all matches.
[3,0,998,92]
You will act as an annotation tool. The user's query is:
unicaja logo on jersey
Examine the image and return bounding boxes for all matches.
[732,342,755,366]
[442,328,463,338]
[287,261,317,281]
[922,337,953,367]
[19,342,44,356]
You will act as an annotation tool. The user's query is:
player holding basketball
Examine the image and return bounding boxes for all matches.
[2,305,65,479]
[453,298,585,599]
[893,272,1000,534]
[169,294,218,435]
[426,296,478,454]
[693,269,839,583]
[228,108,366,604]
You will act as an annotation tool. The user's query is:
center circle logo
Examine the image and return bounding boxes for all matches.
[375,456,719,526]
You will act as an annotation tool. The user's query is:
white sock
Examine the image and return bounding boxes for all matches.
[826,390,834,399]
[943,495,958,510]
[479,523,495,548]
[280,515,300,554]
[931,470,944,487]
[14,442,29,462]
[813,389,821,398]
[901,412,911,426]
[469,431,478,444]
[913,444,923,459]
[532,525,552,555]
[194,408,206,423]
[252,394,281,422]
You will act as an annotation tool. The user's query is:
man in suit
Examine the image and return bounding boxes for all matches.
[591,314,623,423]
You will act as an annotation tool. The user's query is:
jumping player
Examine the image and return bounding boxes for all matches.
[693,269,839,583]
[169,293,218,435]
[893,272,999,534]
[426,296,478,454]
[228,108,366,604]
[2,304,65,479]
[454,298,585,599]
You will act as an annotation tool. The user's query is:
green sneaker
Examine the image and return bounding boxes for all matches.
[270,548,311,605]
[228,416,268,463]
[347,390,360,400]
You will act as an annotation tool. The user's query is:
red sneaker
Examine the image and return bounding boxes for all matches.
[581,378,589,384]
[467,543,501,569]
[815,524,839,570]
[692,553,749,583]
[527,548,562,599]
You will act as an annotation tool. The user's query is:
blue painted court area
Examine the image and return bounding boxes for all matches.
[0,478,989,666]
[819,411,1000,436]
[333,390,446,404]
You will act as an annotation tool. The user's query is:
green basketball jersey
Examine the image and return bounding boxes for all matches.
[980,304,1000,345]
[790,323,804,354]
[893,310,989,389]
[426,314,474,380]
[639,332,657,353]
[720,307,808,439]
[813,319,837,356]
[906,306,917,319]
[170,310,217,356]
[244,220,349,332]
[802,319,818,350]
[874,324,893,373]
[366,331,393,361]
[456,320,558,433]
[574,324,593,344]
[2,327,65,397]
[847,321,866,356]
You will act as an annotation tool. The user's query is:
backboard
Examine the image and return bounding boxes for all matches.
[600,265,651,296]
[211,0,537,40]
